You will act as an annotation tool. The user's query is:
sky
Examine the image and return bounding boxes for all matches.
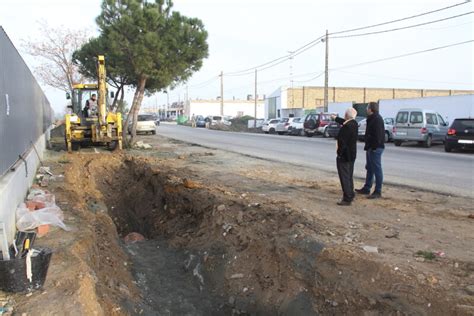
[0,0,473,115]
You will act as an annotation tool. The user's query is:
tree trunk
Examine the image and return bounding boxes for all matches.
[129,76,148,146]
[119,85,125,105]
[122,86,140,145]
[112,83,124,112]
[111,84,121,110]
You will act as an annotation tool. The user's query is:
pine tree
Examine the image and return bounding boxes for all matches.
[76,0,209,145]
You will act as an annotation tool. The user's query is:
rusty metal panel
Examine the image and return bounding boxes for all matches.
[0,26,53,176]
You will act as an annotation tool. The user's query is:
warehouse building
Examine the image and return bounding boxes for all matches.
[265,85,473,119]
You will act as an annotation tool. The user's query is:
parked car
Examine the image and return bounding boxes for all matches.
[392,109,449,147]
[327,116,365,139]
[195,115,206,127]
[262,119,280,134]
[287,117,304,136]
[303,112,336,137]
[444,118,474,152]
[129,114,157,134]
[208,115,231,126]
[276,117,299,135]
[358,117,394,142]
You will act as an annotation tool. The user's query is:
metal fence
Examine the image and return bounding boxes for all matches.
[0,26,53,176]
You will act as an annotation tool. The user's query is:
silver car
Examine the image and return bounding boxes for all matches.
[392,108,449,147]
[358,117,394,143]
[261,119,280,134]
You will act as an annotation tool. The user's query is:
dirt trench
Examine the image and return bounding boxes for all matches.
[61,153,458,315]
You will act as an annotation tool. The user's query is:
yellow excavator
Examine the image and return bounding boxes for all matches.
[64,55,122,152]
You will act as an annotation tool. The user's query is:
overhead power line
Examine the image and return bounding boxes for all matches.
[293,72,325,83]
[223,70,327,94]
[223,2,470,77]
[226,37,325,77]
[188,76,219,89]
[225,55,292,76]
[331,40,474,71]
[330,0,471,35]
[187,1,471,100]
[331,11,474,39]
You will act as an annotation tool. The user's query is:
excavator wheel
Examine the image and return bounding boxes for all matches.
[108,141,118,151]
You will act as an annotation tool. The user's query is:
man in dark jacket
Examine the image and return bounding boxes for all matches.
[356,102,385,199]
[333,108,358,206]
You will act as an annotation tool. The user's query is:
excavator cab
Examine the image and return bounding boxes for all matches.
[64,56,122,152]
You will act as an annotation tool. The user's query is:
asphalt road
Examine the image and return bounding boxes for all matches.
[156,124,474,198]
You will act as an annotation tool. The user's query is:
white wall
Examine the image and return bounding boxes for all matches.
[379,94,474,122]
[328,95,474,121]
[328,102,354,117]
[0,131,48,243]
[265,86,282,119]
[188,101,265,118]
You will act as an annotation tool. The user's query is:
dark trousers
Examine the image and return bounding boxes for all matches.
[337,157,355,202]
[363,148,384,193]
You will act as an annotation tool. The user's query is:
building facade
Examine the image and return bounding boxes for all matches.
[184,99,265,119]
[265,85,474,119]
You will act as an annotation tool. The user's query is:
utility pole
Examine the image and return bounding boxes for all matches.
[288,51,294,107]
[323,29,329,112]
[220,71,224,116]
[254,69,257,129]
[186,85,189,118]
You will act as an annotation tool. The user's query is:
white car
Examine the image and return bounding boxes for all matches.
[276,117,299,135]
[129,114,158,135]
[358,117,394,142]
[287,117,304,136]
[208,115,232,126]
[261,119,280,134]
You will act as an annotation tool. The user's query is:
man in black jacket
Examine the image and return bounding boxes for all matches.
[356,102,385,199]
[333,108,358,206]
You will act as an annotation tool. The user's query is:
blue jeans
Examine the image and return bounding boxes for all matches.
[363,148,384,193]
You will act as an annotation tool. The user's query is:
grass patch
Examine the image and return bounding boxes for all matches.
[415,250,436,260]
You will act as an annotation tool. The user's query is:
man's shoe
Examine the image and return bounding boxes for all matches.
[355,188,370,195]
[367,192,382,199]
[337,200,352,206]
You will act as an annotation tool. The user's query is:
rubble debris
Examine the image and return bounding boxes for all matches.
[123,232,146,243]
[183,179,200,189]
[347,222,359,229]
[465,285,474,296]
[134,141,152,150]
[385,231,399,239]
[16,189,68,232]
[362,246,379,253]
[37,224,50,238]
[38,166,53,176]
[230,273,244,279]
[247,202,260,208]
[343,232,358,243]
[222,223,233,235]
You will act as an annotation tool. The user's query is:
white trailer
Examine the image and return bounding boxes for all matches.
[379,94,474,123]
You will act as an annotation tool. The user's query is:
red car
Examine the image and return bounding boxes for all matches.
[303,112,337,137]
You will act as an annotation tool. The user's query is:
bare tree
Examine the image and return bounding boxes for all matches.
[22,21,89,94]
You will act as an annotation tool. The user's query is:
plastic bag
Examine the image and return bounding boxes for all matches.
[16,203,69,231]
[27,189,55,207]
